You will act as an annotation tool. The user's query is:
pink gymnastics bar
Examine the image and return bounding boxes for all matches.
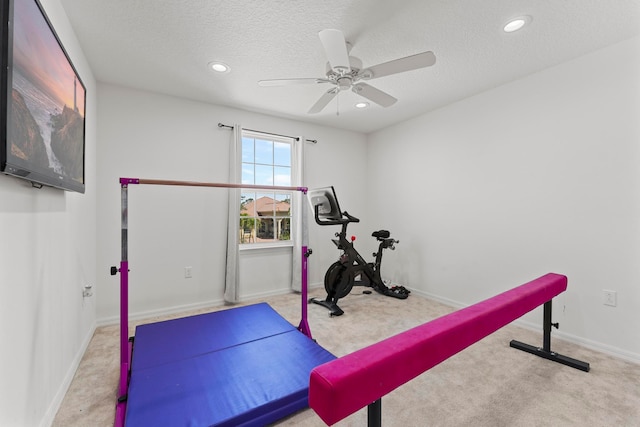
[114,177,310,427]
[119,177,308,192]
[309,273,589,426]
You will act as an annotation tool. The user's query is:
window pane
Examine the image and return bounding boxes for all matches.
[241,164,254,185]
[274,166,291,186]
[278,218,291,241]
[255,139,273,164]
[275,194,291,216]
[274,142,291,167]
[239,217,255,243]
[257,218,275,241]
[241,137,254,163]
[241,192,256,216]
[254,192,274,216]
[255,164,273,185]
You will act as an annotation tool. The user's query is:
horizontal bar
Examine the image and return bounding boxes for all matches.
[120,177,307,193]
[509,340,590,372]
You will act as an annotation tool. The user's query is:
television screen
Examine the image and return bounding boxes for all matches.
[1,0,86,193]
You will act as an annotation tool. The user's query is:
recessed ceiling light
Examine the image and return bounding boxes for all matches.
[503,16,532,33]
[209,61,230,73]
[355,101,369,109]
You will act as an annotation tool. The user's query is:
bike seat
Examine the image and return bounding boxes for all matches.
[372,230,390,239]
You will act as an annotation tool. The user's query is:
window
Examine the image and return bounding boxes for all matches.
[240,131,292,245]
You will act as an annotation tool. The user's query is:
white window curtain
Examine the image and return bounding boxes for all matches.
[225,127,306,299]
[291,136,306,292]
[224,124,242,303]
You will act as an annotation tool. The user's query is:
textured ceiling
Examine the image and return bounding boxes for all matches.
[59,0,640,134]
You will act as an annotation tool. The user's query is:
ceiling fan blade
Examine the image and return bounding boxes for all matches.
[352,83,397,107]
[258,78,330,87]
[361,51,436,80]
[308,88,339,114]
[318,29,351,72]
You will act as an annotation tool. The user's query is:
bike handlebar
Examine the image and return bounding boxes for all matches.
[343,211,360,223]
[314,205,360,226]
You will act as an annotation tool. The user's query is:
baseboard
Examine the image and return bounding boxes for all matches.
[236,287,296,303]
[96,283,328,327]
[39,322,97,427]
[512,317,640,365]
[391,283,640,365]
[407,287,466,310]
[307,282,324,291]
[97,298,225,326]
[96,285,322,326]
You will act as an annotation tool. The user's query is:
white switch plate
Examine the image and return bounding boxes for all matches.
[603,290,617,307]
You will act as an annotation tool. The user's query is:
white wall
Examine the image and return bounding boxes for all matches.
[96,83,368,321]
[366,36,640,361]
[0,1,97,426]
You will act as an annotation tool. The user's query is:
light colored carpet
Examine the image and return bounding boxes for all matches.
[53,287,640,426]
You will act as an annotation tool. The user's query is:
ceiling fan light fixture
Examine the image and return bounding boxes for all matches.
[355,101,369,109]
[337,78,352,91]
[209,61,230,73]
[503,15,531,33]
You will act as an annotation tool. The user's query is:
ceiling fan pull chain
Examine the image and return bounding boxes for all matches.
[336,92,340,116]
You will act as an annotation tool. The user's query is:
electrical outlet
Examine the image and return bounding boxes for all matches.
[603,290,617,307]
[82,284,93,298]
[184,266,193,279]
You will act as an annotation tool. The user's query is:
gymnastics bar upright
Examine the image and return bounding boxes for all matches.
[308,273,590,426]
[113,177,311,427]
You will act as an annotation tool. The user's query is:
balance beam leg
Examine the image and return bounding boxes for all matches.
[510,300,590,372]
[367,400,382,427]
[509,340,590,371]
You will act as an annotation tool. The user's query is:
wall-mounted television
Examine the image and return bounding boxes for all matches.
[1,0,86,193]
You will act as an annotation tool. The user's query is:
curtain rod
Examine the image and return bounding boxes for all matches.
[217,123,317,144]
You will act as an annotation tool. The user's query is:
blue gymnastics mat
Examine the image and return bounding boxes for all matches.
[124,303,336,426]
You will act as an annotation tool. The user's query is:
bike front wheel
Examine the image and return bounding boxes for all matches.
[324,261,354,299]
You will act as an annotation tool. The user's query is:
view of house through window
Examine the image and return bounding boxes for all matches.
[240,132,292,244]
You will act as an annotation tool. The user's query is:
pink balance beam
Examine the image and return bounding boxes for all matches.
[309,273,568,425]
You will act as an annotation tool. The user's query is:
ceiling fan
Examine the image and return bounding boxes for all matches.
[258,29,436,114]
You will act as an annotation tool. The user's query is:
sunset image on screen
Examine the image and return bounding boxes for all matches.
[9,0,85,183]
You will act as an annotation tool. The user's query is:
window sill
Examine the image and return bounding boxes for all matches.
[239,242,294,252]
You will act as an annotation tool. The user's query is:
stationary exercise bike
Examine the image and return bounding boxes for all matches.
[308,187,410,316]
